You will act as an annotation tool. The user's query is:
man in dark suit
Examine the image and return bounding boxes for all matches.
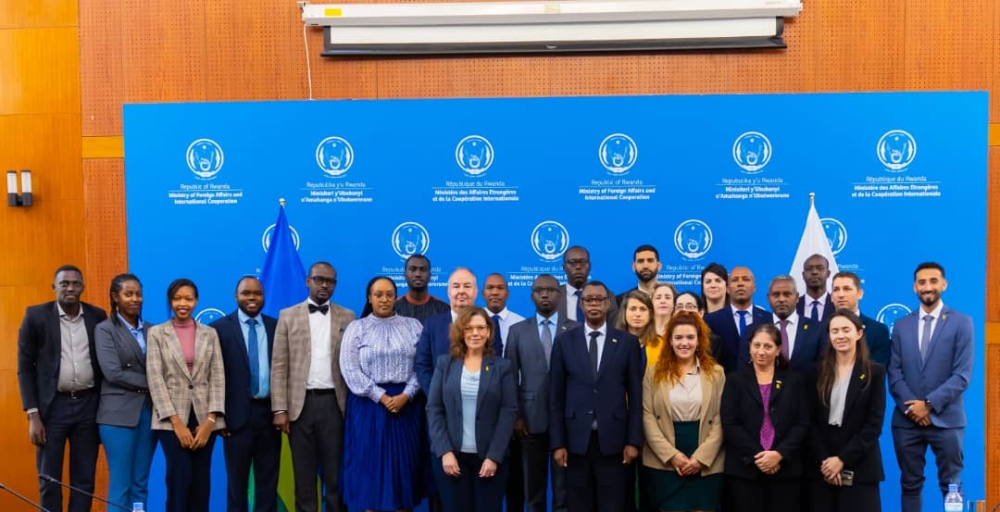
[550,281,642,512]
[17,264,107,512]
[505,274,576,512]
[738,276,824,379]
[830,271,891,366]
[704,266,770,373]
[614,244,661,307]
[796,254,835,322]
[394,254,450,324]
[414,267,485,512]
[888,262,974,512]
[211,276,280,512]
[555,246,617,324]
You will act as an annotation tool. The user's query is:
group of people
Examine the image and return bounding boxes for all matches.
[15,243,972,512]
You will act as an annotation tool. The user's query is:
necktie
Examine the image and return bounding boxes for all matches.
[778,319,790,361]
[574,290,584,322]
[540,319,553,365]
[737,310,749,337]
[810,300,820,322]
[308,303,329,315]
[920,314,934,358]
[493,314,503,351]
[589,331,600,378]
[246,318,260,397]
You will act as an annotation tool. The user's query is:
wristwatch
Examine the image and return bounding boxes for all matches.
[924,399,933,410]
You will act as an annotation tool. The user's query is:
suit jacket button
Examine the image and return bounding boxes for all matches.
[588,410,594,415]
[188,385,194,390]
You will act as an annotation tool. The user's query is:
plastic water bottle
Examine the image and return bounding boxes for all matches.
[132,502,145,512]
[944,484,963,512]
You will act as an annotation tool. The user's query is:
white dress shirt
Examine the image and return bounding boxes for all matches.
[489,307,525,356]
[583,322,608,370]
[774,311,801,359]
[731,304,757,333]
[918,301,945,353]
[565,284,582,322]
[306,299,335,390]
[806,293,830,320]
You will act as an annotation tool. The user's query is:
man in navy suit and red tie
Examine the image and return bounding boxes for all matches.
[549,281,643,512]
[889,262,973,512]
[210,276,280,512]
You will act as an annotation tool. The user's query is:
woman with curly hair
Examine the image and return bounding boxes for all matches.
[641,311,725,512]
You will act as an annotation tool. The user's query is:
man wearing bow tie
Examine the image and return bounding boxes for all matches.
[271,261,357,512]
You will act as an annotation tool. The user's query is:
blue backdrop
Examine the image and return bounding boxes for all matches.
[124,91,988,512]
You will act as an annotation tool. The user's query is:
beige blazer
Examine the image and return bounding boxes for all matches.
[642,364,725,475]
[146,321,226,431]
[270,300,356,420]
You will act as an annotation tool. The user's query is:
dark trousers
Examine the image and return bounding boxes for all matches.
[811,477,882,512]
[726,476,800,512]
[438,452,508,512]
[36,391,100,512]
[157,411,217,512]
[224,400,281,512]
[288,392,344,512]
[892,425,964,512]
[521,432,567,512]
[566,432,627,512]
[506,437,525,512]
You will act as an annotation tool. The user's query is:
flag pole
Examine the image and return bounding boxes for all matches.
[809,191,815,206]
[279,197,286,207]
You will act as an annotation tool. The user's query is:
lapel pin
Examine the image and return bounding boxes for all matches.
[485,365,490,372]
[803,324,809,330]
[612,338,618,344]
[941,314,947,321]
[775,380,782,390]
[860,374,866,380]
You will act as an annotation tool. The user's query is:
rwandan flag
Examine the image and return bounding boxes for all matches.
[260,201,308,512]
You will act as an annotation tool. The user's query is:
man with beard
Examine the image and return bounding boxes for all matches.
[504,275,574,512]
[395,254,450,324]
[796,254,835,322]
[888,262,973,512]
[557,246,617,324]
[211,276,280,512]
[614,245,662,307]
[703,266,771,373]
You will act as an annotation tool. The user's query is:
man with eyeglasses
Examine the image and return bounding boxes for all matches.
[271,261,356,512]
[557,246,618,324]
[505,274,577,512]
[550,281,643,512]
[18,264,107,512]
[414,267,493,512]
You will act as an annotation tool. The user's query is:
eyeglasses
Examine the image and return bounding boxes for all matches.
[676,303,700,311]
[464,325,489,333]
[309,276,337,286]
[580,296,607,304]
[532,286,559,294]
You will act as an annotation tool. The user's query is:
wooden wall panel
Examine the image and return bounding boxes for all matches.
[0,28,81,114]
[377,56,547,98]
[83,159,129,300]
[121,0,207,104]
[549,55,638,96]
[993,0,999,122]
[988,147,1000,322]
[903,0,991,91]
[79,0,124,135]
[0,0,77,30]
[812,0,905,92]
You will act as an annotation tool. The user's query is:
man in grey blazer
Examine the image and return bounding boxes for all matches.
[888,262,974,512]
[555,246,617,323]
[271,261,356,512]
[505,274,577,512]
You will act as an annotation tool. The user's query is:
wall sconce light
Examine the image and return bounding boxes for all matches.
[7,169,33,207]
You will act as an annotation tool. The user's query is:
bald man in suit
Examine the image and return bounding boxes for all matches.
[271,262,356,512]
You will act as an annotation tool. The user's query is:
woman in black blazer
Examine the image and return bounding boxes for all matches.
[721,323,810,512]
[426,306,517,512]
[809,309,886,511]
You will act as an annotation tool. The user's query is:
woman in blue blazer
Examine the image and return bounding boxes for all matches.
[94,273,156,511]
[426,307,517,512]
